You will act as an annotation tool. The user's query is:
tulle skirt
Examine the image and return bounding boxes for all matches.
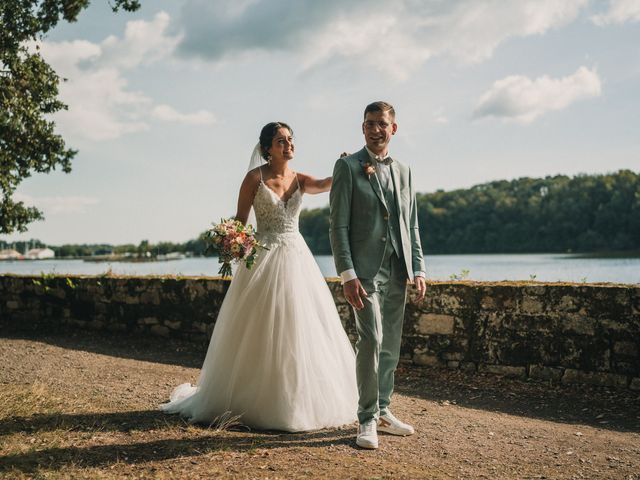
[160,232,358,431]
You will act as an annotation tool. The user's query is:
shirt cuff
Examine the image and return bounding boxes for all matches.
[414,271,426,279]
[340,269,358,284]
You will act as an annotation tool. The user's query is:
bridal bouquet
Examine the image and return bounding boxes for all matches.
[204,218,266,278]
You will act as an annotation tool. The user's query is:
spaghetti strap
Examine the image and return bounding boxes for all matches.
[259,166,264,182]
[293,171,301,190]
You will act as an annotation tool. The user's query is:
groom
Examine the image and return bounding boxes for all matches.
[330,101,426,449]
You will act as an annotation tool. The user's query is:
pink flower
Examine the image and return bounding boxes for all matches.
[363,161,375,178]
[206,217,268,277]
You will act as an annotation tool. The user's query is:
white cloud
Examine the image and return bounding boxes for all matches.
[15,194,99,215]
[37,12,213,142]
[299,13,431,81]
[48,57,151,141]
[473,66,602,123]
[592,0,640,25]
[34,39,100,72]
[420,0,587,64]
[174,0,588,79]
[151,104,216,125]
[95,12,180,69]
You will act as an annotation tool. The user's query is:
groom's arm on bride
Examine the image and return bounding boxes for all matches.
[297,173,332,194]
[233,169,261,225]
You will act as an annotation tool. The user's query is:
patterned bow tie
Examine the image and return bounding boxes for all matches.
[375,156,393,166]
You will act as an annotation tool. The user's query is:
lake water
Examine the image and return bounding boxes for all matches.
[1,254,638,284]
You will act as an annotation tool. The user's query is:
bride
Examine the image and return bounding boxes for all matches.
[160,122,358,431]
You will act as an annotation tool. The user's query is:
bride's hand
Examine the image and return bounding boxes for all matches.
[339,152,349,158]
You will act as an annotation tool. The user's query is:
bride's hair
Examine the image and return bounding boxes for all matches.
[259,122,293,160]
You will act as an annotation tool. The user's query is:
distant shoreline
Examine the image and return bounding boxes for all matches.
[0,254,190,263]
[2,250,640,261]
[565,250,640,259]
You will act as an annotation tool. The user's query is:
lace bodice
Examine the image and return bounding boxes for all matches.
[253,180,302,243]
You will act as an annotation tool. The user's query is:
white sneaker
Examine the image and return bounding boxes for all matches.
[356,419,379,449]
[378,412,415,436]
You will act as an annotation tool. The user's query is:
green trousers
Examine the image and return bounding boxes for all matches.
[353,244,408,424]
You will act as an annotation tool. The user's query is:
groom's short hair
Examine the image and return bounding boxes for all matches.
[364,101,395,119]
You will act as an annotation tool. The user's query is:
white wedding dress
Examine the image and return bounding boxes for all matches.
[160,174,358,431]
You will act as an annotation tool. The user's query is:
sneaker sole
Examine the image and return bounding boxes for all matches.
[356,440,379,449]
[377,426,414,436]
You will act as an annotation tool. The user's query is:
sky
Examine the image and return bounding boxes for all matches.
[5,0,640,246]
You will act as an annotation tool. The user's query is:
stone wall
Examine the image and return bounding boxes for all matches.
[1,274,638,389]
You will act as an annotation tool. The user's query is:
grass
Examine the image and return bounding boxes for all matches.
[1,383,202,478]
[0,382,358,479]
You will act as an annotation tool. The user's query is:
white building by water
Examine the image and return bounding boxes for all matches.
[0,249,23,260]
[25,248,55,260]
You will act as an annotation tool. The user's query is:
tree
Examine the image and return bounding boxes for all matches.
[296,170,640,255]
[0,0,140,234]
[299,207,331,254]
[137,239,149,256]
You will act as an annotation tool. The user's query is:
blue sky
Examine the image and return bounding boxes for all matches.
[6,0,640,245]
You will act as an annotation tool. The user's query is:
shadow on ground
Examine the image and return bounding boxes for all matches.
[3,329,639,438]
[0,410,174,437]
[395,364,640,433]
[1,329,206,369]
[0,418,354,474]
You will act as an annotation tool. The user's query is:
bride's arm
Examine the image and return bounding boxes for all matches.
[234,169,260,224]
[298,173,332,194]
[297,152,349,194]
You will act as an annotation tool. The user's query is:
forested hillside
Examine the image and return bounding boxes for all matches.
[299,170,640,255]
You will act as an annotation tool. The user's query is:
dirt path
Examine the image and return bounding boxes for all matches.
[1,330,639,479]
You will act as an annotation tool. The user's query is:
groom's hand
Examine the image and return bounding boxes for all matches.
[344,278,367,310]
[413,276,427,303]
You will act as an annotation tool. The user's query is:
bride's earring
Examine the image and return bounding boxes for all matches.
[267,155,272,166]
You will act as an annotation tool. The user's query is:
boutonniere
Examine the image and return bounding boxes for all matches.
[362,161,375,178]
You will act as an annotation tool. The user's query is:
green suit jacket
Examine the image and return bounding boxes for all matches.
[329,147,425,281]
